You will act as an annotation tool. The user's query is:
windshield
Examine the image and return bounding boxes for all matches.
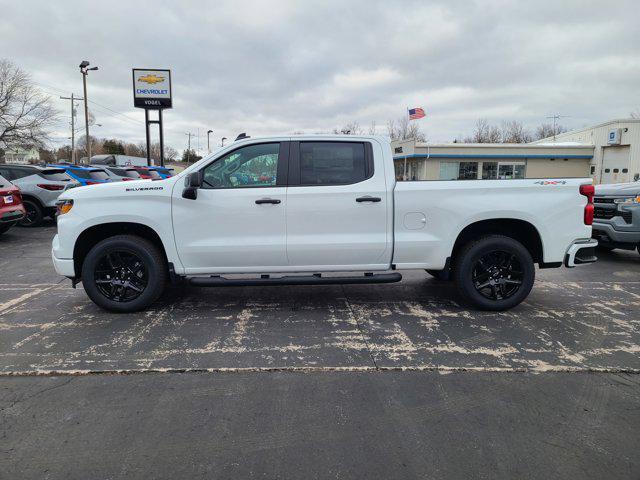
[0,174,10,187]
[124,169,141,178]
[68,169,92,179]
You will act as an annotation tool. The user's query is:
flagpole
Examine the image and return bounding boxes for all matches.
[403,106,409,181]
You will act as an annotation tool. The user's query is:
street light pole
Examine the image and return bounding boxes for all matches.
[221,137,227,147]
[79,61,98,162]
[207,130,213,153]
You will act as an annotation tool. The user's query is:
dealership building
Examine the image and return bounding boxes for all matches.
[392,140,594,181]
[531,119,640,185]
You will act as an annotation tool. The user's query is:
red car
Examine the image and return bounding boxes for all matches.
[0,174,26,236]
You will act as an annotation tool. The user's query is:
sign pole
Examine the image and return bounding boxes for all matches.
[158,109,165,167]
[144,108,151,166]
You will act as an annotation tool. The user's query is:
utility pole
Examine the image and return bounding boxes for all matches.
[60,93,83,164]
[207,130,213,153]
[79,61,98,161]
[545,114,568,141]
[185,132,194,162]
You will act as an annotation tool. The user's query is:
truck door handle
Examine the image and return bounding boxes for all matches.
[255,198,281,205]
[356,196,381,203]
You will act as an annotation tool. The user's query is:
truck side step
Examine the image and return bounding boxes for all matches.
[188,272,402,287]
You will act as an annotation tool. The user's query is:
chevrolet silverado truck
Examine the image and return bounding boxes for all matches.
[52,135,597,313]
[592,182,640,254]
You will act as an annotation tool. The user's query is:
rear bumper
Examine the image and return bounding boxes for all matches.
[0,208,25,224]
[564,239,598,267]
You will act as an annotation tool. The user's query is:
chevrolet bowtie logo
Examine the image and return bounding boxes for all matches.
[138,74,165,84]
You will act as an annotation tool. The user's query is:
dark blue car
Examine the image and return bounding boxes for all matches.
[48,164,112,186]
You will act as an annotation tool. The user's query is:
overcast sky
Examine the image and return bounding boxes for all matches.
[2,0,639,153]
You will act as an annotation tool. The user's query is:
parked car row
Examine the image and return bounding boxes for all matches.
[0,162,174,230]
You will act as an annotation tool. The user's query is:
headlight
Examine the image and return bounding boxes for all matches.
[56,199,74,215]
[613,196,640,205]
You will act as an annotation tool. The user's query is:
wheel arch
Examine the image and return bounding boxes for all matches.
[451,218,544,265]
[73,222,169,278]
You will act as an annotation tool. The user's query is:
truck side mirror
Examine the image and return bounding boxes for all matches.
[182,171,203,200]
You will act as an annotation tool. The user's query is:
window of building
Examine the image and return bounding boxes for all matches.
[439,162,459,180]
[604,168,610,173]
[299,142,368,185]
[458,162,478,180]
[590,166,596,174]
[202,143,280,188]
[622,168,629,173]
[613,168,619,173]
[482,162,498,179]
[497,163,525,179]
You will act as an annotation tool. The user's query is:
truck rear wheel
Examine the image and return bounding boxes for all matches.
[81,235,167,313]
[453,235,535,311]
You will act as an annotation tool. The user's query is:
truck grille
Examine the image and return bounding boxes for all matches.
[594,197,615,204]
[594,206,633,224]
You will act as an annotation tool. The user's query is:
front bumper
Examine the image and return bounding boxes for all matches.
[564,239,598,267]
[51,235,75,277]
[592,221,640,248]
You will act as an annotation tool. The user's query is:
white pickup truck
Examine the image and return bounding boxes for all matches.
[52,135,597,312]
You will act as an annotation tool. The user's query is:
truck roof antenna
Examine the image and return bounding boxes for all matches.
[235,133,250,141]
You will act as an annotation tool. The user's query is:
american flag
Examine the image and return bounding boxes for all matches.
[408,107,426,120]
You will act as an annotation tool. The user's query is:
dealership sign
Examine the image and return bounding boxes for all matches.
[132,68,172,109]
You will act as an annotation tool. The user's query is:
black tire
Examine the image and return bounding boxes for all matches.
[426,269,450,281]
[454,235,535,311]
[81,235,167,313]
[0,224,11,235]
[18,199,43,227]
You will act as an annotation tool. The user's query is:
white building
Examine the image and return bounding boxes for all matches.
[2,145,40,164]
[532,119,640,184]
[392,140,593,181]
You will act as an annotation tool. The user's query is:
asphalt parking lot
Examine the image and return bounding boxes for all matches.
[1,222,639,479]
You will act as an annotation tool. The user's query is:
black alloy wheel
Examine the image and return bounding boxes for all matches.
[471,251,524,301]
[82,235,166,312]
[94,250,149,302]
[18,200,43,227]
[454,235,535,311]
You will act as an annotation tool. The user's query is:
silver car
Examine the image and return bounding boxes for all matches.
[0,164,79,227]
[89,165,143,182]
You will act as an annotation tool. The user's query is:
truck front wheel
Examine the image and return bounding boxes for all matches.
[81,235,167,313]
[453,235,535,311]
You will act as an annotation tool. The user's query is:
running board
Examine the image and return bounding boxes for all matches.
[188,272,402,287]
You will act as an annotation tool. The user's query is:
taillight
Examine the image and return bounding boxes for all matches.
[85,181,99,185]
[122,177,135,181]
[139,174,152,179]
[37,184,64,191]
[580,184,595,225]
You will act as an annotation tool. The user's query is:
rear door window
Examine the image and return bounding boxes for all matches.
[295,142,371,186]
[124,169,141,178]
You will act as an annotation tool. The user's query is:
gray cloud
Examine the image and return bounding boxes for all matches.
[1,0,639,152]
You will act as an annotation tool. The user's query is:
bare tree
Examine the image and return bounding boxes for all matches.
[501,120,532,143]
[0,59,57,148]
[368,121,377,135]
[149,142,178,162]
[534,123,567,140]
[464,118,501,143]
[77,135,104,157]
[387,116,427,142]
[333,121,363,135]
[124,142,146,157]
